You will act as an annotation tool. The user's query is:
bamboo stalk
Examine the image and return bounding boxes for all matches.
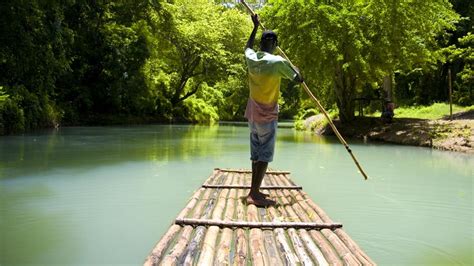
[174,218,342,230]
[215,168,290,175]
[276,188,337,266]
[279,178,347,265]
[234,174,249,265]
[192,188,215,219]
[176,188,205,220]
[160,226,194,265]
[298,190,333,223]
[293,188,361,264]
[202,168,221,187]
[257,174,284,265]
[283,178,360,265]
[244,169,252,188]
[288,228,314,266]
[265,207,292,265]
[144,176,209,265]
[159,174,219,266]
[179,174,227,265]
[196,174,233,265]
[143,225,182,266]
[324,232,360,265]
[159,186,216,265]
[268,177,313,265]
[215,184,237,264]
[334,229,376,265]
[202,184,302,190]
[263,177,301,265]
[224,186,237,221]
[247,201,269,266]
[269,175,341,265]
[299,230,329,266]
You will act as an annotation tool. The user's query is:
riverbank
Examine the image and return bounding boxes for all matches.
[307,110,474,153]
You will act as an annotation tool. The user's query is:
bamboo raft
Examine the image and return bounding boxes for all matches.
[144,168,375,265]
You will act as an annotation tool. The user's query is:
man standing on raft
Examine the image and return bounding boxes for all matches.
[244,14,303,207]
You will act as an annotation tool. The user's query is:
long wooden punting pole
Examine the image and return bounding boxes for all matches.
[240,0,369,180]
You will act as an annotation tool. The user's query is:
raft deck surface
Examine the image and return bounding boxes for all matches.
[145,168,375,265]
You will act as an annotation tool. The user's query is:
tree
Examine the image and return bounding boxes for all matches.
[0,0,74,131]
[262,0,459,122]
[146,0,249,123]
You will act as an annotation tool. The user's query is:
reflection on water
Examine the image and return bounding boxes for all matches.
[0,125,473,265]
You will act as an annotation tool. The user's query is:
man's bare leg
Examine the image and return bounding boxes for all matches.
[247,161,275,207]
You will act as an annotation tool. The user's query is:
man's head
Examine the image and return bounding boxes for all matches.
[260,30,278,54]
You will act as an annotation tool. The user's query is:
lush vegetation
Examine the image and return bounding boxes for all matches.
[370,103,474,120]
[0,0,472,135]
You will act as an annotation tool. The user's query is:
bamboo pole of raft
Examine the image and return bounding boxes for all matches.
[202,184,302,190]
[215,168,290,175]
[266,176,315,265]
[258,190,285,266]
[196,173,233,265]
[277,175,362,265]
[289,187,375,265]
[267,176,328,266]
[234,173,249,265]
[178,173,227,265]
[247,192,269,265]
[159,186,215,265]
[174,218,342,230]
[160,171,220,265]
[239,0,369,180]
[143,185,206,265]
[215,177,237,264]
[293,189,362,265]
[271,175,341,265]
[274,174,355,264]
[264,177,302,265]
[144,170,221,265]
[268,175,341,265]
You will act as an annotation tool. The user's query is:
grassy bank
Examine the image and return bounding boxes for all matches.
[368,103,474,119]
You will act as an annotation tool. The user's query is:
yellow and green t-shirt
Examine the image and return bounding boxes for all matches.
[244,48,297,122]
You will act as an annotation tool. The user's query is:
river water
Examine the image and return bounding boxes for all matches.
[0,125,472,265]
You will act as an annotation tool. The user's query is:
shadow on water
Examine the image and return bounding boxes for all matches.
[0,125,245,180]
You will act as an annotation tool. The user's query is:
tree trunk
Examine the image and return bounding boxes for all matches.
[382,75,393,101]
[170,56,201,106]
[334,65,356,123]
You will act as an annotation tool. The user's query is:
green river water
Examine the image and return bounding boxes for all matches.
[0,125,472,265]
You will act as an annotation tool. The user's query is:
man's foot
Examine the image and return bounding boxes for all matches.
[257,191,270,198]
[246,195,276,207]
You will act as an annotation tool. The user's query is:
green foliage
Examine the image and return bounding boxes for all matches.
[0,87,24,134]
[294,107,339,132]
[394,103,474,119]
[452,33,473,105]
[368,103,474,119]
[262,0,459,122]
[0,0,468,134]
[145,0,249,122]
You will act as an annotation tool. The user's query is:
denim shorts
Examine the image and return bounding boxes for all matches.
[248,120,277,162]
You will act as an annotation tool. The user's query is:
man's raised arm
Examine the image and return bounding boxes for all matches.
[245,14,259,50]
